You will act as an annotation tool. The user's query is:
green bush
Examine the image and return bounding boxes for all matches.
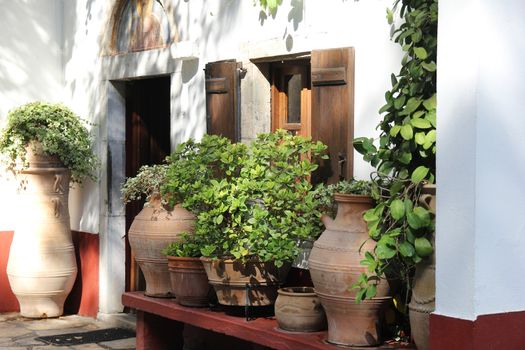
[0,102,97,183]
[189,130,327,267]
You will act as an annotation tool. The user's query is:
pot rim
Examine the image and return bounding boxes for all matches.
[333,193,373,204]
[199,257,287,266]
[166,256,202,262]
[278,287,317,297]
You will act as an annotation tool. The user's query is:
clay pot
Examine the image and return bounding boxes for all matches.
[409,184,436,350]
[275,287,327,332]
[309,194,389,298]
[318,292,390,346]
[7,146,77,318]
[201,258,290,306]
[128,197,195,297]
[309,193,390,346]
[167,256,210,307]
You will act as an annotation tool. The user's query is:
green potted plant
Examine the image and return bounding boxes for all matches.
[0,101,97,318]
[122,163,196,298]
[309,179,391,346]
[194,130,327,306]
[162,233,211,307]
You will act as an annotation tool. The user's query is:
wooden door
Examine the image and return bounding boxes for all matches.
[205,60,241,142]
[311,47,355,184]
[125,76,171,292]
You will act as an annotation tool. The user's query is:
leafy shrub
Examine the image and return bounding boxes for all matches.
[191,130,327,267]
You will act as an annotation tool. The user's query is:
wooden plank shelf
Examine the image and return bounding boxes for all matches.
[122,291,414,350]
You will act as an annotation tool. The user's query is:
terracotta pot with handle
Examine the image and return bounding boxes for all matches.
[309,193,390,346]
[7,147,77,318]
[128,196,196,297]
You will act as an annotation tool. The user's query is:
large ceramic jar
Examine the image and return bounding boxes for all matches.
[7,149,77,318]
[128,197,195,297]
[309,193,390,346]
[409,184,436,350]
[201,258,290,306]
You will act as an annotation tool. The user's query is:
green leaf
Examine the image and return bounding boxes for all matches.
[400,124,414,140]
[390,199,405,220]
[379,103,391,114]
[390,125,402,137]
[399,152,412,164]
[411,166,429,184]
[394,95,406,110]
[376,242,397,259]
[411,118,432,129]
[415,132,426,145]
[366,284,377,299]
[423,94,437,111]
[426,110,437,127]
[386,8,394,24]
[422,61,437,72]
[399,98,422,116]
[399,241,416,257]
[415,237,433,257]
[414,47,428,60]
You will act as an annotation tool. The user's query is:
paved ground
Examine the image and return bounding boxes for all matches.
[0,313,136,350]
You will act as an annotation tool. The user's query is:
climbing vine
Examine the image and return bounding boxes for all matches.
[353,0,437,302]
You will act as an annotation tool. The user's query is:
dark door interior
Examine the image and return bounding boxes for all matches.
[125,76,171,292]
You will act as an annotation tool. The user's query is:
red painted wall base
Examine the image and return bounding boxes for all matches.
[0,230,99,317]
[430,310,525,350]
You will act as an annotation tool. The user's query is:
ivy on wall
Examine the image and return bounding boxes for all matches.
[353,0,437,301]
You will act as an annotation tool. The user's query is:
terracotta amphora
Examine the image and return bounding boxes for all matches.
[275,287,327,332]
[7,146,77,318]
[128,196,196,297]
[409,184,436,350]
[167,256,210,307]
[309,193,390,346]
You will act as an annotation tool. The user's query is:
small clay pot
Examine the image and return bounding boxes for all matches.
[275,287,327,332]
[167,256,210,307]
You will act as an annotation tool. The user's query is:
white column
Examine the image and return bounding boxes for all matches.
[437,0,525,320]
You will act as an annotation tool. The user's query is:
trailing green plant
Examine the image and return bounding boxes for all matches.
[352,0,437,302]
[192,130,327,267]
[121,163,168,204]
[162,232,203,258]
[0,102,98,183]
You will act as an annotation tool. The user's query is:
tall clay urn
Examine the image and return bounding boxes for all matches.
[128,196,195,297]
[309,194,390,347]
[409,184,436,350]
[7,147,77,318]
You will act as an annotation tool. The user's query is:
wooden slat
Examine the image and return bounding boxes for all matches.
[205,60,240,142]
[311,47,355,184]
[311,67,347,86]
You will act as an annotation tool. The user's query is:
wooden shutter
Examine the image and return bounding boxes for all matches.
[205,60,241,142]
[311,47,355,184]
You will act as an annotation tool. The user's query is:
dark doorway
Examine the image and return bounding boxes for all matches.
[125,76,171,292]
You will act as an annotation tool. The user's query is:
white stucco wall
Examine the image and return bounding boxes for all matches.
[437,0,525,320]
[0,0,64,230]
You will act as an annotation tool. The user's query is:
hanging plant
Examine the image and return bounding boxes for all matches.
[352,0,437,302]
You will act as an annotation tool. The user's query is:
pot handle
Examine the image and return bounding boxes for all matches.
[53,174,64,194]
[321,214,334,228]
[52,197,61,218]
[419,194,435,214]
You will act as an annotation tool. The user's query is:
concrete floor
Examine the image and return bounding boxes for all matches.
[0,313,136,350]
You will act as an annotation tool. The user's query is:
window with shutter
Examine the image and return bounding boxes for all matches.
[204,60,241,142]
[270,48,355,184]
